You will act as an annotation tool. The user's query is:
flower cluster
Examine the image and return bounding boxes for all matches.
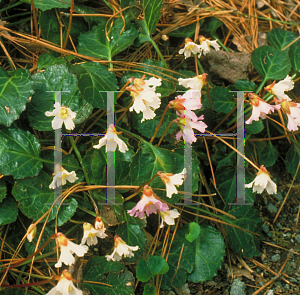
[179,36,221,59]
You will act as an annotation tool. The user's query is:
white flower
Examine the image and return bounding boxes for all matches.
[46,270,82,295]
[55,233,88,268]
[126,75,162,122]
[158,168,187,198]
[280,100,300,131]
[160,209,180,228]
[27,223,37,242]
[95,216,107,235]
[264,75,294,101]
[178,73,207,92]
[45,102,76,130]
[93,124,128,153]
[49,164,78,189]
[81,222,107,246]
[105,235,139,262]
[179,38,201,59]
[198,36,221,57]
[245,165,277,194]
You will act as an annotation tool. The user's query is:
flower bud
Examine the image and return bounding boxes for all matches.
[27,223,37,242]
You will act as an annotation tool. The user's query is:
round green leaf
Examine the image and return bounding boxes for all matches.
[116,223,146,263]
[0,197,18,226]
[12,171,78,223]
[136,255,169,282]
[266,28,298,51]
[185,222,201,243]
[77,17,138,60]
[289,40,300,72]
[27,65,93,131]
[0,68,34,127]
[251,45,291,80]
[143,284,156,295]
[71,62,118,109]
[207,86,235,114]
[0,128,43,179]
[258,142,278,167]
[245,119,264,134]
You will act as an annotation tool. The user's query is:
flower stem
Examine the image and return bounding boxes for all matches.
[149,39,168,68]
[150,103,171,143]
[255,76,268,94]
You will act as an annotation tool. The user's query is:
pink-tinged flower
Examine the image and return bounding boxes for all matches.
[27,223,37,243]
[105,235,139,262]
[175,116,207,143]
[170,90,202,122]
[95,216,106,232]
[198,36,221,57]
[158,168,187,198]
[246,93,280,125]
[280,100,300,131]
[55,233,88,268]
[49,164,78,189]
[264,75,294,101]
[126,75,162,122]
[160,209,180,228]
[178,73,207,92]
[127,185,169,218]
[178,38,201,59]
[93,124,128,153]
[245,165,277,194]
[81,222,107,246]
[46,270,82,295]
[45,102,76,130]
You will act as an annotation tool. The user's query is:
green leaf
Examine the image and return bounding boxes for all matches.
[131,99,177,139]
[143,284,156,295]
[120,0,141,21]
[223,206,262,257]
[0,68,34,127]
[42,152,80,173]
[188,225,225,283]
[74,4,107,29]
[12,171,78,224]
[289,40,300,72]
[116,223,146,262]
[120,59,176,97]
[27,65,93,131]
[266,28,297,51]
[83,257,135,295]
[185,222,201,243]
[33,0,71,11]
[258,142,278,167]
[201,17,223,34]
[0,128,43,179]
[38,53,68,70]
[286,143,300,182]
[233,79,256,91]
[39,10,88,48]
[141,0,163,35]
[71,62,118,109]
[0,197,18,226]
[251,45,291,80]
[119,202,147,228]
[137,255,169,282]
[215,166,236,204]
[206,87,235,114]
[245,119,264,134]
[77,18,138,60]
[168,23,198,38]
[0,179,7,203]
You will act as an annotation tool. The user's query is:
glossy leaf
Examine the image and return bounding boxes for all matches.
[207,87,235,114]
[245,119,264,134]
[116,223,146,263]
[223,206,262,257]
[74,4,107,29]
[233,79,256,91]
[185,222,201,243]
[251,45,291,80]
[71,62,118,109]
[0,179,7,203]
[0,128,43,179]
[0,68,34,127]
[258,142,278,167]
[141,0,163,35]
[143,284,156,295]
[0,197,18,226]
[136,255,169,282]
[33,0,71,11]
[266,28,297,51]
[38,53,68,70]
[83,256,135,295]
[12,171,78,224]
[28,65,93,131]
[289,40,300,72]
[77,18,138,60]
